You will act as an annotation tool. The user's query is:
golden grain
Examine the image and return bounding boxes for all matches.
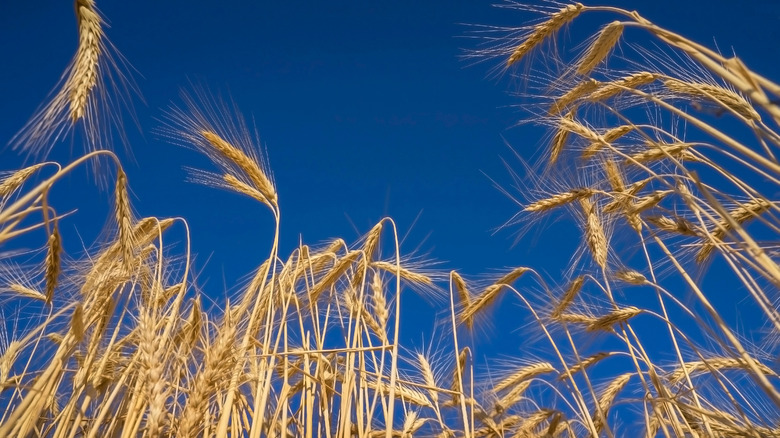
[0,164,45,198]
[525,188,594,212]
[507,3,585,67]
[550,110,574,163]
[664,78,761,120]
[559,352,611,380]
[647,215,699,236]
[371,261,433,285]
[593,373,631,433]
[493,362,556,393]
[44,227,62,304]
[551,276,584,319]
[587,307,642,332]
[628,141,695,165]
[589,72,658,101]
[201,130,277,207]
[6,284,47,301]
[576,21,624,75]
[669,357,776,385]
[580,197,608,269]
[549,79,601,115]
[615,270,647,285]
[70,0,103,122]
[451,271,471,307]
[697,198,772,262]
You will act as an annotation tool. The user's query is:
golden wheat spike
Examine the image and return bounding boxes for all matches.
[550,110,575,163]
[493,362,556,393]
[589,72,658,101]
[697,198,772,262]
[580,197,608,269]
[507,3,585,67]
[525,188,594,212]
[664,78,761,120]
[0,164,46,198]
[551,276,584,319]
[549,79,600,115]
[44,227,62,305]
[70,0,103,123]
[593,373,631,433]
[201,130,278,207]
[576,21,623,74]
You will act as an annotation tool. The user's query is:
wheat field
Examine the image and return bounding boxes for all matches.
[1,2,779,437]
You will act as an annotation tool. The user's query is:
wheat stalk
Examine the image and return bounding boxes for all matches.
[647,215,699,236]
[5,284,47,301]
[371,261,433,285]
[114,170,134,272]
[559,352,611,380]
[627,141,695,165]
[451,271,471,307]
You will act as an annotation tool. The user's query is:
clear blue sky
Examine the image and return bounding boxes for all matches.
[1,1,778,351]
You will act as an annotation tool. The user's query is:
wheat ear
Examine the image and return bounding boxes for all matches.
[201,130,277,207]
[70,0,103,122]
[44,227,62,304]
[550,276,584,319]
[525,188,594,212]
[493,362,556,393]
[664,78,761,120]
[0,164,46,198]
[507,3,585,67]
[589,72,658,101]
[549,79,600,115]
[550,110,574,163]
[580,197,608,269]
[593,373,631,433]
[576,21,623,75]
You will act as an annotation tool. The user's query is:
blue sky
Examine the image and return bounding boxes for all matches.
[1,0,779,354]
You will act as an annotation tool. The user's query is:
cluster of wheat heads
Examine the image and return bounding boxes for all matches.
[0,98,478,437]
[2,1,780,438]
[456,2,780,437]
